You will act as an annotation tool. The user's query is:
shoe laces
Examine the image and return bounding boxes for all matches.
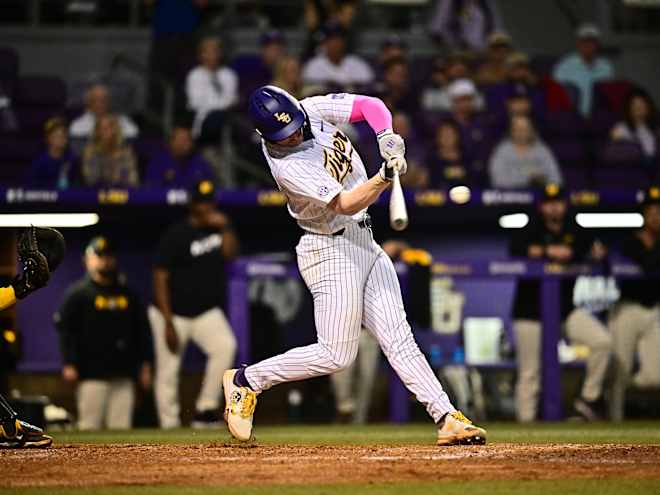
[239,390,257,419]
[451,411,472,424]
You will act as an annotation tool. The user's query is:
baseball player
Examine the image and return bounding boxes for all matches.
[0,227,65,448]
[223,85,486,446]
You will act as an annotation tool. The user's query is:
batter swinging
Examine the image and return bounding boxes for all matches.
[223,86,486,446]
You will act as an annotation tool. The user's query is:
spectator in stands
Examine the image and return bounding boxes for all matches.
[610,90,658,165]
[610,186,660,421]
[81,115,139,188]
[27,117,76,189]
[489,115,562,189]
[426,120,472,187]
[70,84,139,143]
[302,0,360,59]
[429,0,502,51]
[186,37,239,142]
[507,52,538,87]
[232,30,287,101]
[553,23,614,116]
[422,57,485,112]
[271,55,303,99]
[505,85,534,119]
[375,57,419,116]
[55,236,153,430]
[476,32,513,85]
[145,125,215,189]
[393,112,427,188]
[510,185,612,422]
[448,79,488,145]
[151,180,238,429]
[376,35,407,76]
[302,24,373,91]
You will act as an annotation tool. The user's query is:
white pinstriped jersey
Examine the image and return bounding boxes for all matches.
[262,93,369,235]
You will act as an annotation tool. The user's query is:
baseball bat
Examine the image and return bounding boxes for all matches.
[389,170,408,231]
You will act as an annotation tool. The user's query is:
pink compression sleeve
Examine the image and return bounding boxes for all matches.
[349,95,392,134]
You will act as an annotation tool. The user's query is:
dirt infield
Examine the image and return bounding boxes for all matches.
[2,443,660,488]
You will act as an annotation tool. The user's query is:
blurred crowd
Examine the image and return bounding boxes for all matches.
[0,0,657,192]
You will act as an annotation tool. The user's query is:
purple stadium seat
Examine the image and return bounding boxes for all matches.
[542,111,585,138]
[0,135,41,185]
[547,138,587,167]
[598,141,644,167]
[15,76,67,107]
[593,167,650,188]
[561,167,590,189]
[16,108,58,134]
[530,54,559,77]
[0,47,19,82]
[589,109,618,139]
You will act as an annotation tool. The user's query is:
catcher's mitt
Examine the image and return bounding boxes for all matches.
[12,227,66,299]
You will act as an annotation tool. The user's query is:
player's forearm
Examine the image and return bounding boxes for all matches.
[153,269,174,322]
[331,174,390,216]
[0,286,16,311]
[222,229,240,260]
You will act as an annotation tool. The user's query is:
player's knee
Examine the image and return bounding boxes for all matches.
[325,344,358,372]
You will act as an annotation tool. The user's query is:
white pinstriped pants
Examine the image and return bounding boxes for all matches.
[245,222,455,423]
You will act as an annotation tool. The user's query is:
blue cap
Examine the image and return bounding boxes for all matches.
[248,85,306,142]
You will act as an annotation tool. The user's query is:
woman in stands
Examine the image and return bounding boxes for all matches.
[610,90,658,166]
[81,114,139,187]
[489,114,562,189]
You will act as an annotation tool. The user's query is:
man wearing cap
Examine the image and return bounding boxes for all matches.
[302,23,373,91]
[509,185,613,422]
[55,237,153,430]
[151,180,239,428]
[476,32,513,85]
[609,186,660,421]
[553,23,614,116]
[145,124,216,189]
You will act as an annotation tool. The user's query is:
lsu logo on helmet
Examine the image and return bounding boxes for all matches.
[274,112,292,123]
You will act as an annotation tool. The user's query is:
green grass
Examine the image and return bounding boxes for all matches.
[48,420,660,446]
[3,480,660,495]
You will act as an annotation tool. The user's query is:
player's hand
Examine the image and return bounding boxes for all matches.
[378,157,408,181]
[139,362,153,389]
[377,129,406,163]
[62,364,79,383]
[164,319,180,354]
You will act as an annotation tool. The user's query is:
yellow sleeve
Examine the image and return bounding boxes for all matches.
[0,286,17,311]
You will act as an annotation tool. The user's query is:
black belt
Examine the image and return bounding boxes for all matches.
[332,214,372,236]
[303,214,372,237]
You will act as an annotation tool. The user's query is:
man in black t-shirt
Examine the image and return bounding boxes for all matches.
[55,236,153,430]
[509,185,612,422]
[610,187,660,421]
[151,180,239,428]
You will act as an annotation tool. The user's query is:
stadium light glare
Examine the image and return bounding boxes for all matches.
[575,213,643,229]
[498,213,529,229]
[0,213,100,228]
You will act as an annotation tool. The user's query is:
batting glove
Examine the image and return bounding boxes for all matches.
[377,129,406,163]
[378,157,408,181]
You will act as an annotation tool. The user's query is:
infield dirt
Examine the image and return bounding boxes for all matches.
[2,443,660,488]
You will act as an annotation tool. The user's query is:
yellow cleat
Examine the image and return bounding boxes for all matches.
[437,411,487,446]
[0,419,53,449]
[223,369,258,442]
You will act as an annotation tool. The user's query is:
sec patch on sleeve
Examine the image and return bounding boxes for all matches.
[318,185,330,197]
